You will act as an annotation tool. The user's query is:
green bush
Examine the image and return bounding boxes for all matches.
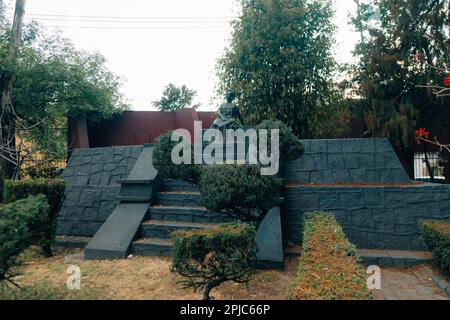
[199,164,282,223]
[171,223,257,300]
[256,119,304,161]
[153,131,201,184]
[287,211,372,300]
[0,195,50,287]
[3,179,65,257]
[421,220,450,275]
[21,164,64,179]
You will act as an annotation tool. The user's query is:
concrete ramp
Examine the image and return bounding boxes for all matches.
[84,202,149,259]
[84,144,160,259]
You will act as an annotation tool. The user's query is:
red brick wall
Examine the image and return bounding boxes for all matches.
[84,109,215,148]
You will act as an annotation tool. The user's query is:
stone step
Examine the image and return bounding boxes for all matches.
[156,191,202,207]
[53,235,91,249]
[162,179,199,192]
[357,249,433,267]
[284,246,433,267]
[130,237,173,256]
[139,219,215,239]
[147,205,234,224]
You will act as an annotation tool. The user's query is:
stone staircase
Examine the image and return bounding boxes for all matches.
[130,179,234,257]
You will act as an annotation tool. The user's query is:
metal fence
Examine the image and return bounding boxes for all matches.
[413,152,445,181]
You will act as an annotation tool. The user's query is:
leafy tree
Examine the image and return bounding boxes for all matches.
[256,119,304,161]
[0,11,128,181]
[152,83,197,111]
[352,0,449,151]
[217,0,349,138]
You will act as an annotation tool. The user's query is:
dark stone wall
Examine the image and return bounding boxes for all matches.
[282,184,450,250]
[56,145,143,236]
[285,138,410,183]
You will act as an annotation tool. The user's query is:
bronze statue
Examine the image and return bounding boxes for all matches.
[211,90,245,130]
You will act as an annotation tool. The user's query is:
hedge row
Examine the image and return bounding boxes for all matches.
[171,223,257,300]
[421,220,450,275]
[3,179,65,257]
[288,211,372,300]
[0,195,50,286]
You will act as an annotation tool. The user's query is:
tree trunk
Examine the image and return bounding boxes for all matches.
[0,0,27,199]
[423,142,435,183]
[203,279,223,300]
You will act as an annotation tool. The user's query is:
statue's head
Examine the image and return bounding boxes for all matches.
[225,90,236,103]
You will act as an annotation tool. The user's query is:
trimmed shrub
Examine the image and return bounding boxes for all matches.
[421,220,450,275]
[287,211,372,300]
[171,223,257,300]
[153,131,201,184]
[0,195,50,287]
[3,179,65,257]
[21,164,64,179]
[256,119,304,161]
[199,164,282,223]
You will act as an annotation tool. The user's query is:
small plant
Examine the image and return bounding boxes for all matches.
[287,211,371,300]
[153,131,201,184]
[3,179,65,257]
[256,119,304,161]
[171,223,257,300]
[0,195,50,288]
[421,220,450,275]
[199,164,282,223]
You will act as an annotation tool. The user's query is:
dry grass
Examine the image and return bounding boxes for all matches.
[0,247,298,300]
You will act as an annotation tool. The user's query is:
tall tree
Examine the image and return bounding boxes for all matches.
[0,7,128,181]
[352,0,449,149]
[0,0,26,194]
[152,83,197,111]
[217,0,349,138]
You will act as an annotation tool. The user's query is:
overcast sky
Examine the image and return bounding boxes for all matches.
[4,0,359,111]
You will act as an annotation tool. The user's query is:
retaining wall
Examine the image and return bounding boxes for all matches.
[56,145,143,236]
[285,138,410,183]
[282,184,450,250]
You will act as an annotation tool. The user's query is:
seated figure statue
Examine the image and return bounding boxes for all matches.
[211,90,245,131]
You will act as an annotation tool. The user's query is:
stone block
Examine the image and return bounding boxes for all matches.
[75,175,89,186]
[301,155,315,170]
[318,192,339,209]
[363,188,384,207]
[351,209,374,230]
[327,153,345,169]
[332,169,351,182]
[309,171,324,183]
[343,154,358,169]
[298,192,320,210]
[55,219,72,235]
[339,191,363,208]
[313,153,328,170]
[327,140,342,153]
[310,140,327,153]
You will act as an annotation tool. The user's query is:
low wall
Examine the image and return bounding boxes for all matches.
[282,184,450,250]
[56,145,143,236]
[285,138,410,183]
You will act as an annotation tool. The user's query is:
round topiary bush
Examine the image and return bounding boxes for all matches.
[199,164,282,223]
[256,119,304,161]
[153,131,200,184]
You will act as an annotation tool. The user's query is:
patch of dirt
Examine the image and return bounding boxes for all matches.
[3,248,299,300]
